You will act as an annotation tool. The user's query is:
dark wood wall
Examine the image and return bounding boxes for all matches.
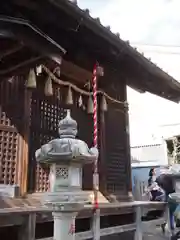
[102,80,131,200]
[0,77,25,190]
[0,72,131,199]
[28,81,94,192]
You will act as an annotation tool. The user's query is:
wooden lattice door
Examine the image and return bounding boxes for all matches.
[0,78,24,186]
[104,82,130,199]
[28,85,93,192]
[106,107,127,195]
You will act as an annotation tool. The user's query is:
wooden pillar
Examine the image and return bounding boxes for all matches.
[99,106,107,194]
[20,89,32,195]
[124,90,132,197]
[103,80,131,200]
[18,213,36,240]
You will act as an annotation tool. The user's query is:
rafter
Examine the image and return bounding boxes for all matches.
[0,44,23,60]
[0,55,43,75]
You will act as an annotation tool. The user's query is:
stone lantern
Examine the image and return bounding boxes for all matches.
[35,110,98,240]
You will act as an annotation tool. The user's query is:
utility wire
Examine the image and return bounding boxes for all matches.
[137,50,180,55]
[160,123,180,127]
[130,43,180,55]
[130,42,180,48]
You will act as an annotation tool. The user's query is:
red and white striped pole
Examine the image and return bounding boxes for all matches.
[92,63,103,240]
[92,63,104,210]
[92,63,99,210]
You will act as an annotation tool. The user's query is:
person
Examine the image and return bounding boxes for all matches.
[147,168,165,201]
[142,168,165,221]
[156,173,177,230]
[156,173,175,199]
[148,168,156,187]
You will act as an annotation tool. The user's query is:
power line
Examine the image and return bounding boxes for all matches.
[160,123,180,127]
[131,42,180,48]
[138,50,180,55]
[130,43,180,55]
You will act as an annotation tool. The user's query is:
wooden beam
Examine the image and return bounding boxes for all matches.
[130,86,145,93]
[46,58,93,84]
[49,57,119,89]
[0,17,66,55]
[0,215,23,227]
[61,59,92,83]
[37,223,136,240]
[13,0,38,9]
[0,44,23,60]
[0,56,43,75]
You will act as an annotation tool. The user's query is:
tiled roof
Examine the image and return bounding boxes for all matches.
[67,1,180,78]
[50,0,180,101]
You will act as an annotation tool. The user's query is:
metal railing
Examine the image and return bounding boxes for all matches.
[1,201,169,240]
[133,177,147,201]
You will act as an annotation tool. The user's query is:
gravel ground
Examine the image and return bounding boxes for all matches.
[144,232,169,240]
[143,227,171,240]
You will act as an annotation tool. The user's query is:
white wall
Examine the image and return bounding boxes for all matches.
[131,140,168,167]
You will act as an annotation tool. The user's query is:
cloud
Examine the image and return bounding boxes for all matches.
[78,0,109,15]
[78,0,180,144]
[144,0,180,45]
[78,0,180,44]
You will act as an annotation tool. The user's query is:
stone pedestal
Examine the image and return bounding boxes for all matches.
[53,211,77,240]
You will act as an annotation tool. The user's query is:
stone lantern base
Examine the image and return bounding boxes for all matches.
[42,190,91,207]
[53,211,78,240]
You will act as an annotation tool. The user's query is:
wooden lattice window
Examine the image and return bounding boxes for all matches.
[0,129,18,184]
[0,77,24,186]
[29,84,93,193]
[29,86,67,192]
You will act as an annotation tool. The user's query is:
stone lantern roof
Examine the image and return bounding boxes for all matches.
[35,110,98,165]
[58,110,77,138]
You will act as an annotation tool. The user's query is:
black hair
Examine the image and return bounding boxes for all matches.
[149,168,155,177]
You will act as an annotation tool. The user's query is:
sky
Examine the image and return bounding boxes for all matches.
[78,0,180,145]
